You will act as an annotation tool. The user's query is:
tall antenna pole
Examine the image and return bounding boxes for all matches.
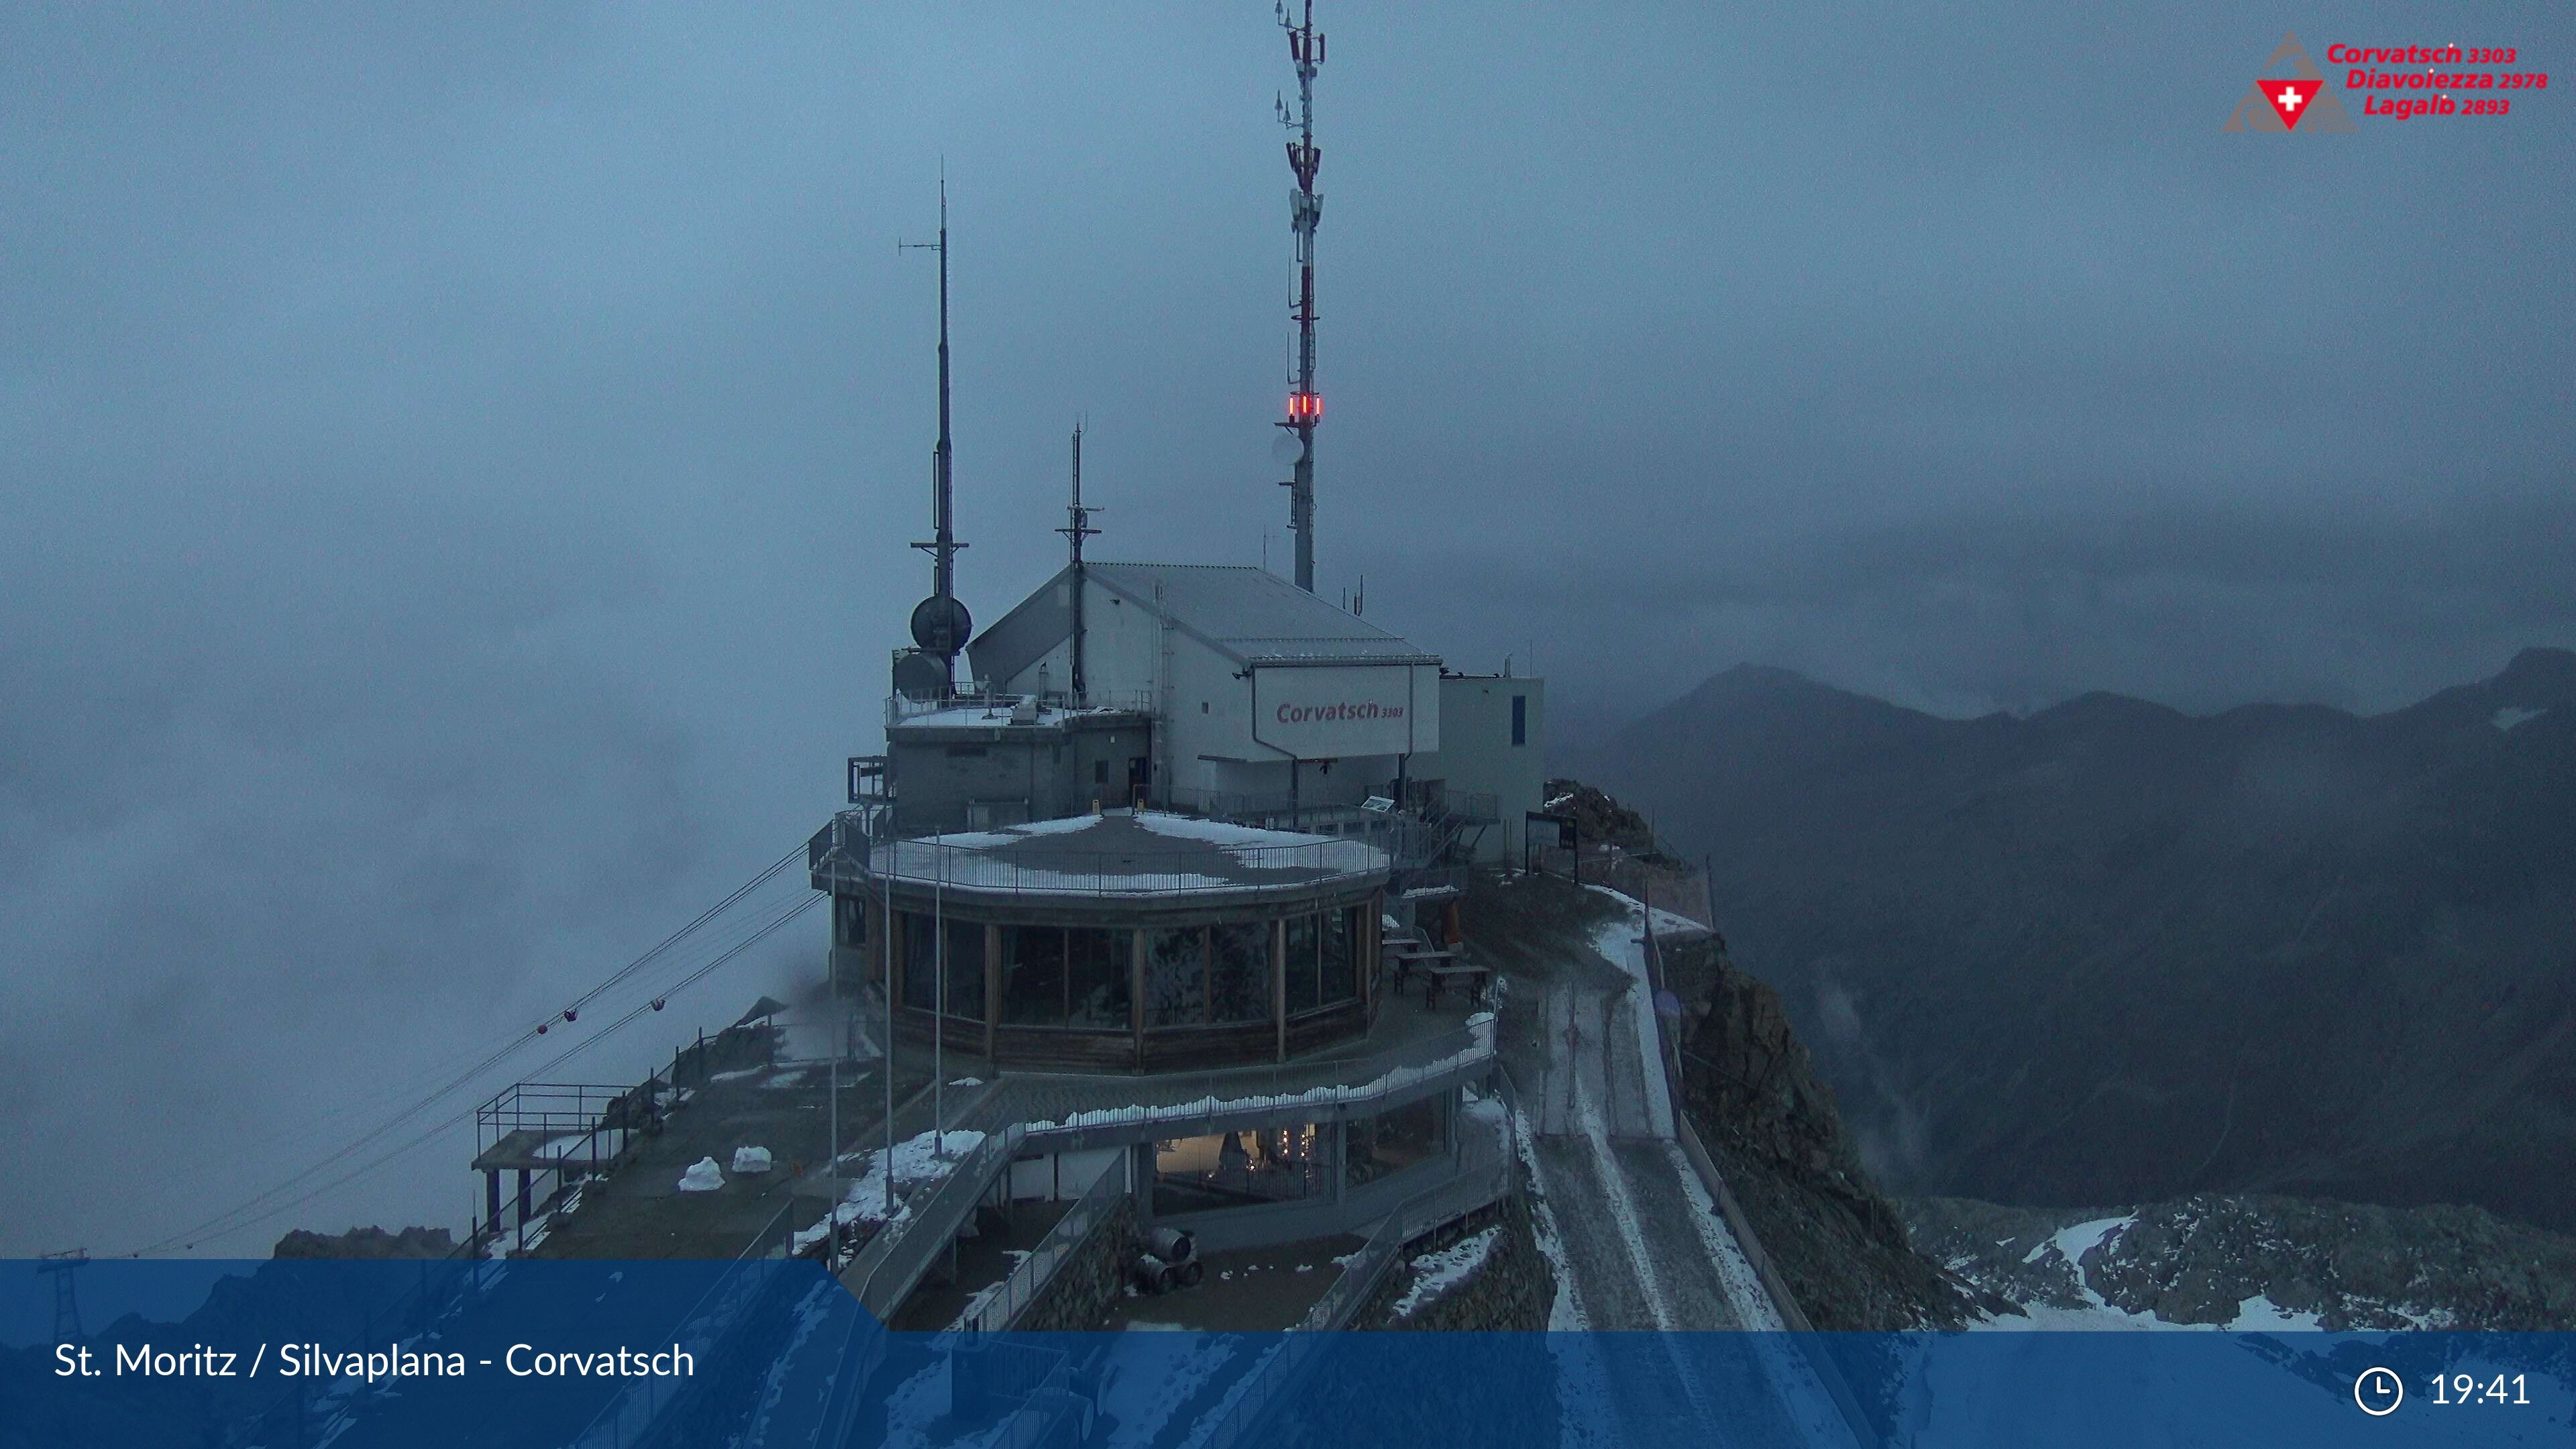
[1276,1,1326,594]
[904,173,971,686]
[1056,421,1101,702]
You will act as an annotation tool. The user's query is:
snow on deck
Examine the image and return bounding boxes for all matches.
[792,1129,988,1255]
[865,810,1386,897]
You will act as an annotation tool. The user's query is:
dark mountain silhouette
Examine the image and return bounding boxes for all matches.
[1585,649,2576,1232]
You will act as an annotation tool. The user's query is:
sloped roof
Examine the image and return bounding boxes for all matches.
[968,562,1439,686]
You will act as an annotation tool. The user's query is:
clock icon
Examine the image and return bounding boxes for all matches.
[2355,1366,2405,1417]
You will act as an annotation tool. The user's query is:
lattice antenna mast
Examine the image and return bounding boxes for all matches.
[39,1250,89,1341]
[1057,421,1103,700]
[1275,0,1326,593]
[901,174,972,689]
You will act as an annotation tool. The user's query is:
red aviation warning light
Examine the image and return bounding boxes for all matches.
[1287,392,1322,422]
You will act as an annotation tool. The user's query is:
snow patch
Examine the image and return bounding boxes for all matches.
[2493,706,2546,731]
[677,1158,725,1193]
[790,1129,988,1254]
[2228,1295,2324,1332]
[1387,1226,1501,1319]
[731,1146,773,1175]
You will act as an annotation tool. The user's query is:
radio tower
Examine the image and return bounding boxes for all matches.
[1276,0,1325,594]
[902,175,971,689]
[1057,421,1101,700]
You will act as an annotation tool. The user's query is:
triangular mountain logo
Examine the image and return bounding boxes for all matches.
[2263,78,2323,128]
[2224,32,2357,132]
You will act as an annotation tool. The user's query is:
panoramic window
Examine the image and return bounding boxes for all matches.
[1065,926,1129,1027]
[1321,905,1358,1004]
[1144,926,1206,1027]
[901,912,937,1011]
[1000,924,1066,1025]
[1155,1124,1329,1210]
[943,919,986,1021]
[1284,914,1322,1013]
[1208,920,1271,1024]
[1345,1095,1446,1189]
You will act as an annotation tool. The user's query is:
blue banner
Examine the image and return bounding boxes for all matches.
[3,1259,2569,1447]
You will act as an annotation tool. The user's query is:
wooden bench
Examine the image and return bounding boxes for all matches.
[1385,943,1458,998]
[1424,961,1491,1010]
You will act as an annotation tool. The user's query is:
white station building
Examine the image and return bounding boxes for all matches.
[867,561,1546,863]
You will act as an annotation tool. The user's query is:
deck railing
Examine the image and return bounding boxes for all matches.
[808,818,1388,899]
[1196,1146,1518,1449]
[963,1149,1132,1333]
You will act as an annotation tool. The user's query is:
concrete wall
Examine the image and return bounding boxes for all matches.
[1420,675,1547,863]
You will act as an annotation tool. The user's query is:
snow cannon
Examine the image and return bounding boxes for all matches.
[1133,1254,1177,1295]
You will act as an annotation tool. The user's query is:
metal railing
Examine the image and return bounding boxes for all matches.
[563,1199,805,1449]
[1196,1148,1518,1449]
[1627,893,1872,1449]
[847,1098,1028,1321]
[962,1150,1132,1332]
[809,817,1388,899]
[885,688,1155,728]
[840,1016,1501,1326]
[1011,1017,1496,1143]
[474,1082,639,1169]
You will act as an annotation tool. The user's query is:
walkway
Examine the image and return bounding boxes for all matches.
[1503,888,1840,1448]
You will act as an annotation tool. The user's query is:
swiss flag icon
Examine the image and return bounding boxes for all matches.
[2263,78,2323,129]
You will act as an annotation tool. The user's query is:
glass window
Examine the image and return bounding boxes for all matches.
[1321,906,1358,1005]
[1208,921,1271,1024]
[1284,915,1321,1014]
[1067,927,1130,1028]
[1001,926,1066,1025]
[902,912,938,1011]
[1511,694,1527,747]
[834,894,867,947]
[1155,1124,1328,1210]
[1144,927,1206,1027]
[944,920,987,1022]
[1344,1095,1447,1189]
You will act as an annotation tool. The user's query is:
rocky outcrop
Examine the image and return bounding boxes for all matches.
[1672,932,1982,1330]
[271,1225,458,1260]
[1912,1193,2576,1330]
[1356,1191,1554,1332]
[1540,778,1660,855]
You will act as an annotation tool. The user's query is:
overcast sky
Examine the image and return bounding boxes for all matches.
[3,2,2571,1260]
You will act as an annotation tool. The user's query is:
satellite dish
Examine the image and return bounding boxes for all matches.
[893,650,950,702]
[909,594,973,656]
[1271,430,1303,464]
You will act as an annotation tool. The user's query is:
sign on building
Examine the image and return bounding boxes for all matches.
[1250,665,1427,759]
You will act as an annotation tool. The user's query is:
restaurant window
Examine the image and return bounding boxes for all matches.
[1144,926,1207,1027]
[1208,920,1270,1024]
[1067,926,1130,1028]
[902,912,938,1012]
[944,920,986,1020]
[1284,914,1322,1014]
[1345,1095,1446,1189]
[1155,1124,1330,1211]
[1320,905,1358,1005]
[1000,925,1066,1026]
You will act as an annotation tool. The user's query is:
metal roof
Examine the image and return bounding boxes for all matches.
[968,562,1440,686]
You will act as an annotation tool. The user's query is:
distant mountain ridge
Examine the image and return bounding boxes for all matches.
[1585,649,2576,1231]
